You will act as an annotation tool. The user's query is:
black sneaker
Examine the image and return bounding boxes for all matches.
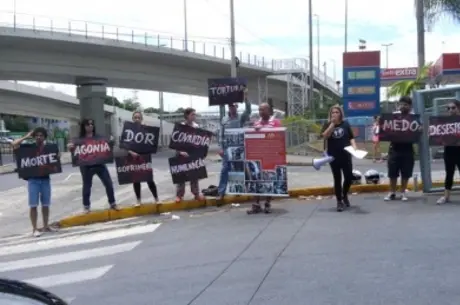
[384,193,396,201]
[343,197,350,208]
[336,201,344,212]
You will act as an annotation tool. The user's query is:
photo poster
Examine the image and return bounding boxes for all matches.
[15,143,62,179]
[115,154,153,185]
[378,113,422,143]
[224,127,288,197]
[429,115,460,146]
[207,77,248,106]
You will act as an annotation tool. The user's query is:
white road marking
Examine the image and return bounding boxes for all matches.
[66,297,76,303]
[25,265,113,288]
[64,173,78,182]
[0,223,161,257]
[0,241,141,272]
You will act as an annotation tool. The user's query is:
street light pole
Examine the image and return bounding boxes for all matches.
[308,0,315,118]
[183,0,188,51]
[381,43,393,68]
[314,14,320,78]
[344,0,348,52]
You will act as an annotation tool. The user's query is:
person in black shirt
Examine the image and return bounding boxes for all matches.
[437,99,460,204]
[321,105,358,212]
[12,127,56,237]
[384,96,415,201]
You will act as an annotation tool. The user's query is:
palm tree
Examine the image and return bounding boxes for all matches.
[416,0,460,70]
[387,62,433,97]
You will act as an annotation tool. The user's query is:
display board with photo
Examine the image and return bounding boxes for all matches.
[224,127,288,197]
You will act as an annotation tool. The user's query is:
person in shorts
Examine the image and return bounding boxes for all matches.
[12,127,56,237]
[384,96,415,202]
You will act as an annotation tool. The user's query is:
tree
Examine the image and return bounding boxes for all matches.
[416,0,460,71]
[4,116,29,132]
[388,62,433,97]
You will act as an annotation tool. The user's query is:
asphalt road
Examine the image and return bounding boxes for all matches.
[1,195,460,305]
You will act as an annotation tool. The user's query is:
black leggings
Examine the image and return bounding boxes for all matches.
[133,181,158,200]
[444,149,460,190]
[329,154,353,201]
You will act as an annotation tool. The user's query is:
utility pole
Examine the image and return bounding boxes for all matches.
[159,92,164,147]
[314,14,320,78]
[381,43,393,68]
[308,0,315,118]
[344,0,348,52]
[183,0,188,51]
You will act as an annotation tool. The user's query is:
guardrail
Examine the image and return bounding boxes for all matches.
[0,11,340,94]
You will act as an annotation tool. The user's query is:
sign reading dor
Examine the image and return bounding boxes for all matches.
[120,121,160,154]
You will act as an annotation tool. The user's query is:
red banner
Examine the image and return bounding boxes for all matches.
[343,51,380,67]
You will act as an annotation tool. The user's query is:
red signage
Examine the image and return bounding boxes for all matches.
[381,68,417,80]
[348,101,376,110]
[343,51,380,67]
[441,53,460,71]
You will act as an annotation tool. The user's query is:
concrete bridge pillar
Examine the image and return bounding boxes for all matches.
[76,78,108,137]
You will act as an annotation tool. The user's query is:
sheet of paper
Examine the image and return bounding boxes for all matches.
[344,146,368,159]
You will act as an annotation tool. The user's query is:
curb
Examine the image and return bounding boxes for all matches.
[58,180,449,228]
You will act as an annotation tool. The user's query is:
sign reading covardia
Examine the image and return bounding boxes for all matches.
[115,154,153,185]
[378,113,422,143]
[168,156,207,184]
[429,116,460,146]
[168,123,214,158]
[120,121,160,154]
[15,143,62,179]
[71,137,114,166]
[207,77,247,106]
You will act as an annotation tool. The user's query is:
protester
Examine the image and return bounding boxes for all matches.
[437,99,460,204]
[12,128,56,237]
[67,118,119,213]
[175,108,205,202]
[217,88,252,202]
[127,111,159,206]
[321,105,358,212]
[372,115,382,162]
[384,96,415,202]
[247,103,282,214]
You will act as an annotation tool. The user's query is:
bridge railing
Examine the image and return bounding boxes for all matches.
[0,11,339,94]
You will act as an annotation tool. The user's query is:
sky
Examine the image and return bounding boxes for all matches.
[1,0,460,112]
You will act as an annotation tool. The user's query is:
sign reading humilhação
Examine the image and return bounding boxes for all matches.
[168,156,207,184]
[120,121,160,154]
[207,77,247,106]
[378,113,422,143]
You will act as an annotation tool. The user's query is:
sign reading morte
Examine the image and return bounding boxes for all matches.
[15,143,62,179]
[168,123,213,158]
[115,154,153,185]
[71,137,114,166]
[207,77,247,106]
[120,121,160,154]
[168,156,207,184]
[378,113,421,143]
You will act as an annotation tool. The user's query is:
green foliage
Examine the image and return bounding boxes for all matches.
[4,116,29,132]
[282,116,322,134]
[388,62,433,97]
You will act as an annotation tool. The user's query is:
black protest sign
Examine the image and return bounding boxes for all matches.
[168,123,213,158]
[115,154,153,185]
[16,143,62,179]
[429,116,460,146]
[71,137,114,166]
[168,156,207,184]
[378,113,422,143]
[120,121,160,154]
[207,77,247,106]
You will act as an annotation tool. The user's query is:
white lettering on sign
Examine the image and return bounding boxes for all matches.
[429,123,460,136]
[170,159,205,174]
[20,153,58,168]
[124,130,155,145]
[382,119,421,132]
[117,162,152,173]
[74,143,111,155]
[171,131,210,147]
[209,85,245,96]
[381,68,417,79]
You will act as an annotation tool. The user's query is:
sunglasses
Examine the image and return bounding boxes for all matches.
[447,106,457,111]
[86,122,94,126]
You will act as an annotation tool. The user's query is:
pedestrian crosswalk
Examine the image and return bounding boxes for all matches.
[0,223,161,303]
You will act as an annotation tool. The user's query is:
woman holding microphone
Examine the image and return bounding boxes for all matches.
[321,105,358,212]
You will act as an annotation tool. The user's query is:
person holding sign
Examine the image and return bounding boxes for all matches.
[128,111,159,206]
[247,103,282,215]
[384,96,415,202]
[321,105,358,212]
[217,88,252,202]
[437,100,460,204]
[175,108,205,202]
[67,119,119,214]
[12,128,57,237]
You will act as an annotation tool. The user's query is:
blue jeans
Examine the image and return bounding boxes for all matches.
[28,178,51,208]
[80,165,115,208]
[217,152,229,196]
